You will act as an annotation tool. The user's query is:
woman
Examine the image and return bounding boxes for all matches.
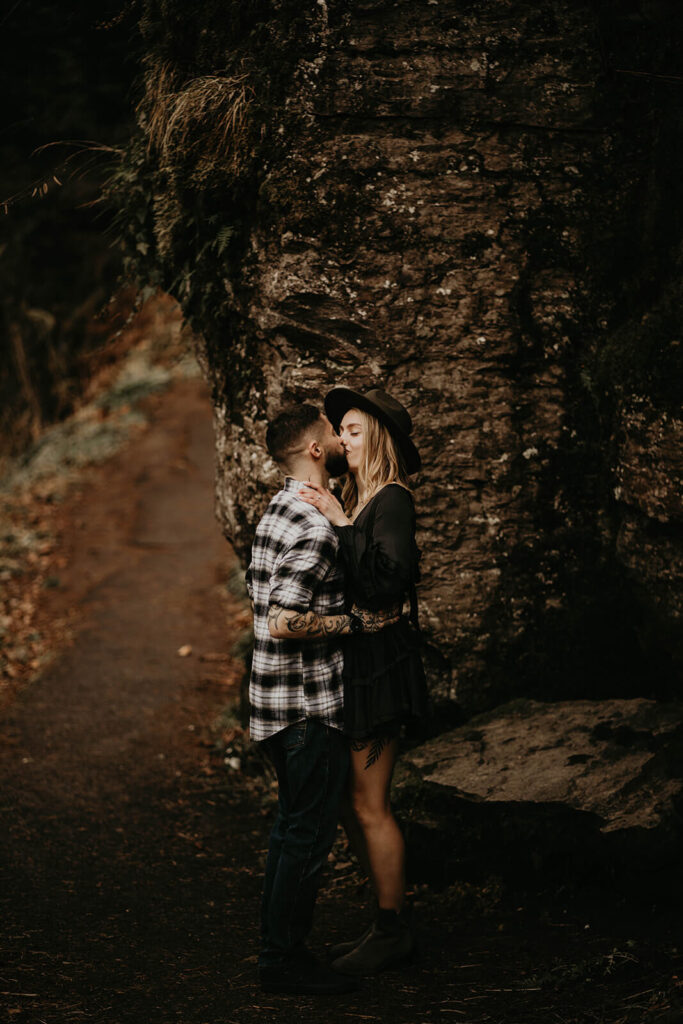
[298,386,427,976]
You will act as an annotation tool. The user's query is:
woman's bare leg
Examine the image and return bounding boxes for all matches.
[339,790,373,880]
[348,738,404,911]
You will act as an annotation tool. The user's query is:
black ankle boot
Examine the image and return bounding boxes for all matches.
[329,920,374,960]
[376,908,401,933]
[329,898,378,959]
[331,912,414,976]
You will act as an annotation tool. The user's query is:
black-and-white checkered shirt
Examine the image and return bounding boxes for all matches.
[246,476,345,742]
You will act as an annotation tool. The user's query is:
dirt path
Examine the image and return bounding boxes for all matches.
[0,378,260,1023]
[0,379,680,1024]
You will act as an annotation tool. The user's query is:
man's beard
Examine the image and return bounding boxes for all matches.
[325,449,349,478]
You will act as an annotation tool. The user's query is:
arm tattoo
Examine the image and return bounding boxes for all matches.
[320,614,351,637]
[268,604,398,640]
[269,604,350,640]
[285,611,318,636]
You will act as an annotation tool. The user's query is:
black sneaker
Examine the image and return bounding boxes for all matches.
[259,954,360,994]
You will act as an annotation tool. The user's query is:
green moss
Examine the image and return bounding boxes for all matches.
[109,0,323,346]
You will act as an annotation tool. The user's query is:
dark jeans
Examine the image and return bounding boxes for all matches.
[260,718,349,967]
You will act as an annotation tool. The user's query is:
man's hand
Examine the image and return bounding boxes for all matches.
[351,603,401,633]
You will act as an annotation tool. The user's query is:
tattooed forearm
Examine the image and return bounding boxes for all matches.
[268,604,352,640]
[267,603,400,640]
[353,604,402,632]
[320,614,354,637]
[284,611,316,635]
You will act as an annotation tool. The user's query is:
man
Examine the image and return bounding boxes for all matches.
[246,404,394,995]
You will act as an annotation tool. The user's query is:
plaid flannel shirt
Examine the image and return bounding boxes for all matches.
[246,477,345,742]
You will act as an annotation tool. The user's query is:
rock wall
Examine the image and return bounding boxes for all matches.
[129,0,683,711]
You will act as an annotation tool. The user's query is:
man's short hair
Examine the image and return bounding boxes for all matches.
[266,404,323,465]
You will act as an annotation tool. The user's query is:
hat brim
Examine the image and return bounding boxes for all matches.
[324,387,422,475]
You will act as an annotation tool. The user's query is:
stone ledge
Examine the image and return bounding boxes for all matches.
[396,698,683,883]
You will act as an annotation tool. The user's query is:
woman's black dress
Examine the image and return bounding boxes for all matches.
[333,483,428,740]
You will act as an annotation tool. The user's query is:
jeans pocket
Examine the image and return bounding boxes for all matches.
[281,720,307,752]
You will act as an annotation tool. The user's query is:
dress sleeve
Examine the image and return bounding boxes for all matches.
[334,486,415,608]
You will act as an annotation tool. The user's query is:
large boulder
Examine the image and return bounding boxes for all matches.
[396,698,683,884]
[123,1,683,710]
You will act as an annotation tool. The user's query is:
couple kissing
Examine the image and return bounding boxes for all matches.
[246,386,427,995]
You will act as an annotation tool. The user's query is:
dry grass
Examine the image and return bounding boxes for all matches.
[144,62,255,180]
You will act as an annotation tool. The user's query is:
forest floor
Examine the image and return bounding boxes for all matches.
[0,323,682,1024]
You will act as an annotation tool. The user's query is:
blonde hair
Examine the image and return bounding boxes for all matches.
[340,408,411,515]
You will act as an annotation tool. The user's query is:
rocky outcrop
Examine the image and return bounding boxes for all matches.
[126,1,683,710]
[395,698,683,883]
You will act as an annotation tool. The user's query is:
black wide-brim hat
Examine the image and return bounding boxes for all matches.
[324,387,422,475]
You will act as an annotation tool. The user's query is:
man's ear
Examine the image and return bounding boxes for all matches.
[309,438,322,460]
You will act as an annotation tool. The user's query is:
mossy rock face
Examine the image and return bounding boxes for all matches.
[121,1,683,711]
